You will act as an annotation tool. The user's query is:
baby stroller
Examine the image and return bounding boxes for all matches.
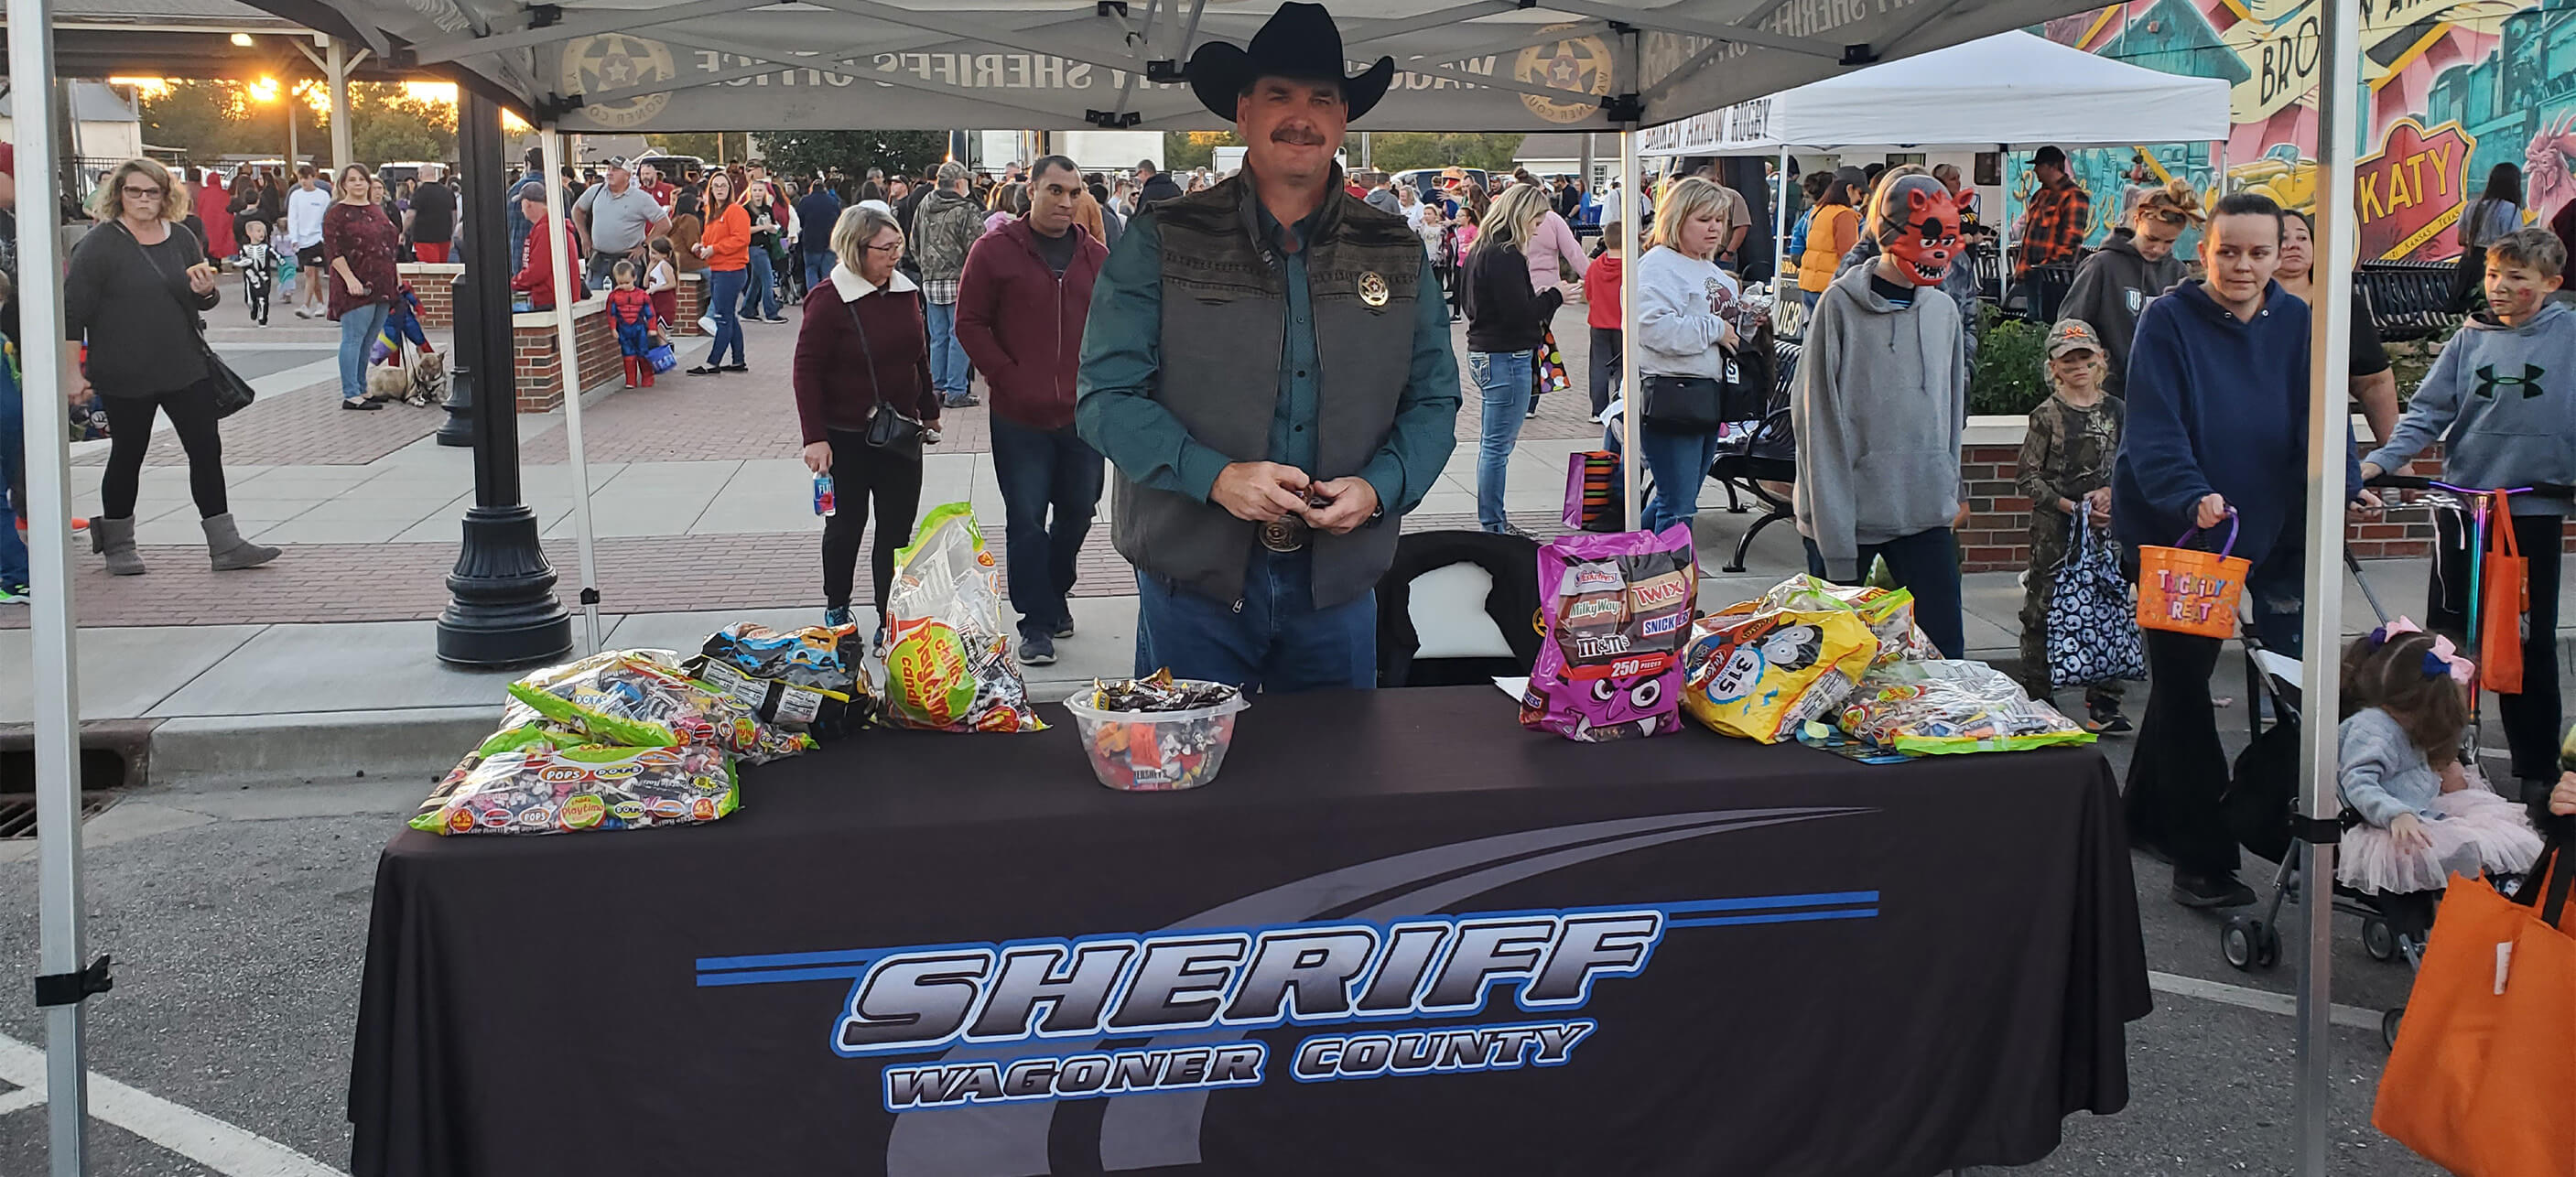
[2214,548,2443,1048]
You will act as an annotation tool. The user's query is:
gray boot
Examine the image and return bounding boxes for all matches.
[200,513,280,571]
[92,516,146,576]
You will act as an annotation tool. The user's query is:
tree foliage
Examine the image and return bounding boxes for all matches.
[654,132,753,165]
[1160,131,1240,171]
[1365,133,1525,174]
[138,81,450,167]
[349,86,454,165]
[754,130,947,181]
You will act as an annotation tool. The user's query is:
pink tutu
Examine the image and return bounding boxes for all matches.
[2337,786,2544,895]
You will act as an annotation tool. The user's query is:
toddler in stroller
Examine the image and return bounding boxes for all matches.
[2334,622,2542,894]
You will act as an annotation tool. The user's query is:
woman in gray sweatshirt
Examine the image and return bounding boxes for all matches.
[1791,172,1970,656]
[1631,178,1743,535]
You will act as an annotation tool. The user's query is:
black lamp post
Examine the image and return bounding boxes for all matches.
[436,88,572,667]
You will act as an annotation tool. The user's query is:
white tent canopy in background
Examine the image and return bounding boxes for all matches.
[230,0,2149,135]
[1639,29,2232,155]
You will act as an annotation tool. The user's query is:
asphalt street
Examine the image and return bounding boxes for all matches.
[0,706,2462,1177]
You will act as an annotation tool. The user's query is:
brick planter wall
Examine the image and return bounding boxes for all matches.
[402,263,464,329]
[1951,422,2573,574]
[511,297,620,413]
[674,272,704,335]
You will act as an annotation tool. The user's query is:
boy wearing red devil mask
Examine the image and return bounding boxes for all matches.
[1791,172,1971,658]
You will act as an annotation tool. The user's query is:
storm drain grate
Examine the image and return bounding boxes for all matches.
[0,794,121,840]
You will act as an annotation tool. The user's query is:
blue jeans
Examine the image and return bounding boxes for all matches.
[925,299,970,402]
[705,268,747,366]
[1134,548,1376,693]
[0,360,27,588]
[1802,527,1966,659]
[1468,350,1533,533]
[1636,422,1718,535]
[740,248,780,319]
[804,252,834,295]
[338,300,392,402]
[990,418,1105,640]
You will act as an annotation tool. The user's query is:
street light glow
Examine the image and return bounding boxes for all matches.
[230,32,254,46]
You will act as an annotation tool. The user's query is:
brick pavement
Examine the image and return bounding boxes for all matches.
[75,325,460,469]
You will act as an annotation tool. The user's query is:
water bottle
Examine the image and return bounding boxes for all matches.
[813,473,836,517]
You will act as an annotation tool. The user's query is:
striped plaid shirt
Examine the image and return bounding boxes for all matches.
[2019,178,2092,276]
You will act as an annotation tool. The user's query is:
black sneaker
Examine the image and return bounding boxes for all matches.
[1052,619,1076,640]
[1019,633,1057,666]
[2171,870,2257,909]
[2084,701,2133,735]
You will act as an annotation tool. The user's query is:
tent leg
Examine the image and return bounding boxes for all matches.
[540,128,605,657]
[1996,143,2014,308]
[1773,147,1791,290]
[1619,125,1642,532]
[2296,0,2363,1172]
[10,0,96,1171]
[437,90,572,667]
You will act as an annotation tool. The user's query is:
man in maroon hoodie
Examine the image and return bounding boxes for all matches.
[958,154,1109,665]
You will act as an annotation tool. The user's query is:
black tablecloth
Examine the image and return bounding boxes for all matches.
[351,686,2149,1177]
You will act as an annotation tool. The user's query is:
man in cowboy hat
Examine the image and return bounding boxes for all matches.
[1077,0,1460,694]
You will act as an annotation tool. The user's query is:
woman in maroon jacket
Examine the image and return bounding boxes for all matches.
[793,203,942,642]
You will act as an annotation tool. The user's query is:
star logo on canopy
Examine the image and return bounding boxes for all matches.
[1512,28,1612,124]
[559,34,676,128]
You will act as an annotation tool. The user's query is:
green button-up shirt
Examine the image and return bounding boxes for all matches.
[1075,201,1459,514]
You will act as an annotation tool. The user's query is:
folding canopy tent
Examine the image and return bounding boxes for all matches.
[1633,29,2234,302]
[8,0,2367,1173]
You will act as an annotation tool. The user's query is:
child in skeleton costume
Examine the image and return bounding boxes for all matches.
[1791,171,1970,658]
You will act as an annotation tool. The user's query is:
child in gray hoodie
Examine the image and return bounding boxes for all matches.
[1793,172,1970,657]
[2361,227,2576,802]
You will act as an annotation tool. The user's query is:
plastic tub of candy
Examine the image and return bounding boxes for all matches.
[1063,682,1250,792]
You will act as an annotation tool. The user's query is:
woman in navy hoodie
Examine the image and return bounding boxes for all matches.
[2112,192,2374,910]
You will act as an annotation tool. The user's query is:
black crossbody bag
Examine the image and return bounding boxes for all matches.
[116,221,257,418]
[839,290,924,459]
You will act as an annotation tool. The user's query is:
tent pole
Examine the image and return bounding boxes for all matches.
[1620,125,1641,531]
[1773,147,1791,289]
[540,128,605,656]
[2295,0,2361,1172]
[1997,143,2013,301]
[11,0,96,1169]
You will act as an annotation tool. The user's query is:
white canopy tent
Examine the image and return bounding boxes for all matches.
[10,2,2365,1175]
[1633,29,2233,286]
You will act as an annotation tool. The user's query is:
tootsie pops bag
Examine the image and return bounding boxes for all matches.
[1519,524,1697,741]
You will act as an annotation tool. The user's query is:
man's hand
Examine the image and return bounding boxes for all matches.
[2194,492,2228,530]
[1212,461,1312,523]
[2358,460,2385,483]
[1301,477,1380,535]
[2551,772,2576,817]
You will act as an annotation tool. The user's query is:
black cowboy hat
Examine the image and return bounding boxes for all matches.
[1186,2,1395,123]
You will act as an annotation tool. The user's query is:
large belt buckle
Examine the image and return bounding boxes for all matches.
[1257,490,1325,553]
[1258,515,1309,553]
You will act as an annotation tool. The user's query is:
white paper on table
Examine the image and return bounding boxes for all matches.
[1493,675,1531,700]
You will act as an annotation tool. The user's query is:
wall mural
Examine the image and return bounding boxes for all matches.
[2020,0,2576,261]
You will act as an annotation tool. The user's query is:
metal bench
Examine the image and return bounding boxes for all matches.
[1710,339,1802,573]
[2354,260,2462,343]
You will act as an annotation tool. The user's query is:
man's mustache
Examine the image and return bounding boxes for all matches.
[1272,126,1327,146]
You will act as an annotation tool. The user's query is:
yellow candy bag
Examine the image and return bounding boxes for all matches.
[1680,607,1878,742]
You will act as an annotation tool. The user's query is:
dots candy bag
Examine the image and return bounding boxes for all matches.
[882,503,1046,734]
[1835,659,2093,755]
[409,740,739,836]
[501,649,816,764]
[1519,524,1697,742]
[688,621,879,739]
[1680,606,1878,743]
[1730,575,1934,667]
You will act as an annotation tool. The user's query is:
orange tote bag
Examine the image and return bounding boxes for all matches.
[2373,837,2576,1177]
[2481,490,2528,696]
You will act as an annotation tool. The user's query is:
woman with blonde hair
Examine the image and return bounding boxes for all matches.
[65,157,279,574]
[1631,176,1743,535]
[1461,183,1570,535]
[793,203,939,643]
[2059,174,2204,394]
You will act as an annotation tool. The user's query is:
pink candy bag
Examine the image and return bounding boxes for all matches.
[1519,524,1698,741]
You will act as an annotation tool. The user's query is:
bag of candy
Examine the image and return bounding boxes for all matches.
[409,740,739,836]
[1835,659,2094,754]
[688,621,878,739]
[1724,574,1934,666]
[502,650,816,763]
[882,504,1046,733]
[1680,606,1879,742]
[1519,525,1697,741]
